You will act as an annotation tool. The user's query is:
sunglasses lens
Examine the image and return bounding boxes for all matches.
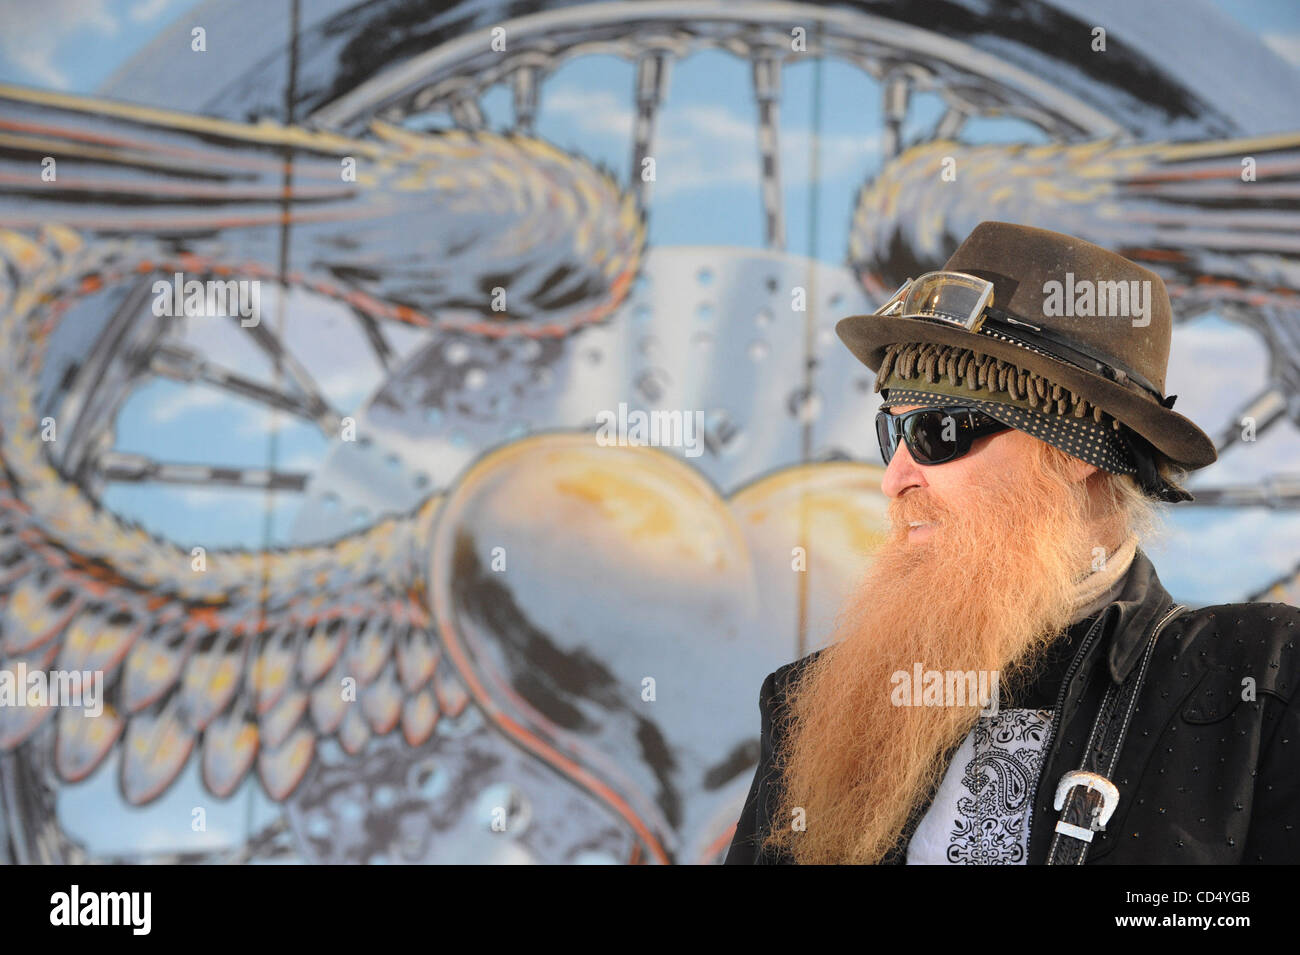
[904,409,964,464]
[876,413,894,464]
[878,407,1004,466]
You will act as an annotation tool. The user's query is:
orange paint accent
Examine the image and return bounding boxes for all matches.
[1125,247,1187,263]
[186,606,223,629]
[0,117,336,178]
[702,823,738,864]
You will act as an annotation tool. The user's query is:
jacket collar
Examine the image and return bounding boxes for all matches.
[1100,546,1177,683]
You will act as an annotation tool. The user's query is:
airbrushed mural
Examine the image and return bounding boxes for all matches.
[0,0,1298,864]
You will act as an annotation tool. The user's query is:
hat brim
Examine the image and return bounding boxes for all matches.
[835,312,1218,471]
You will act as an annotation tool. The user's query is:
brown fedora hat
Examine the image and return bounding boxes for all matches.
[835,221,1217,471]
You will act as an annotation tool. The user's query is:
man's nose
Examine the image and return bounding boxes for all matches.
[880,439,927,499]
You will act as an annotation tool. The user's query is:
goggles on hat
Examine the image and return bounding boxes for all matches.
[873,270,1173,407]
[875,404,1011,467]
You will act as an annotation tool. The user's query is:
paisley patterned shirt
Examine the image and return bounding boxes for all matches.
[905,707,1052,864]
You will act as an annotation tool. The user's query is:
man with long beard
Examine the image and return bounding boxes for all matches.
[725,221,1300,865]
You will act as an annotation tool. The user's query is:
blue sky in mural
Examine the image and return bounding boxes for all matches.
[2,0,1300,856]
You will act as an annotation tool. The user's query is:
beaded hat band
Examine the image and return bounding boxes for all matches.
[875,340,1139,475]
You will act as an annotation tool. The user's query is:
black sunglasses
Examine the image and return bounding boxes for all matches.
[876,405,1012,466]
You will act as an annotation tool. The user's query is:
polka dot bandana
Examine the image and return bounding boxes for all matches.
[880,387,1138,474]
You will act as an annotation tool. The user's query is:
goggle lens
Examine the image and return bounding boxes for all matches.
[876,271,994,331]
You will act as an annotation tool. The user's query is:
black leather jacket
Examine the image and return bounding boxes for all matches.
[725,548,1300,864]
